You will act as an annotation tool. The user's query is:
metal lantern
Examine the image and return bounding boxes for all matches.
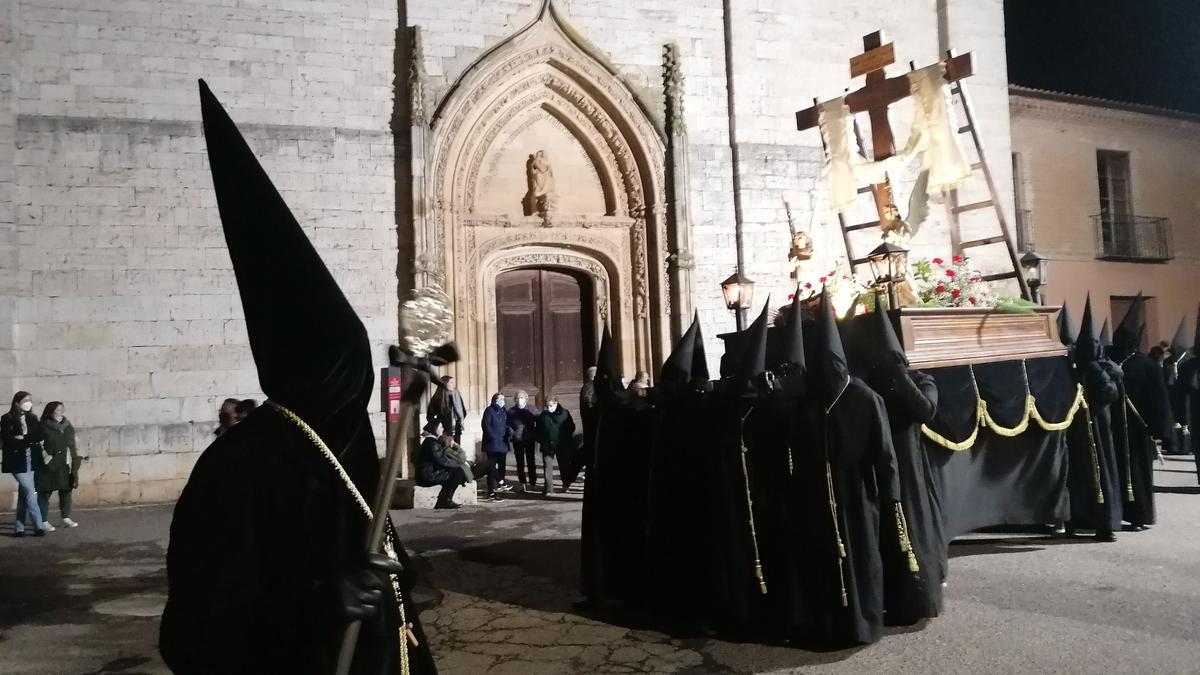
[1020,250,1049,304]
[866,242,909,307]
[720,271,755,329]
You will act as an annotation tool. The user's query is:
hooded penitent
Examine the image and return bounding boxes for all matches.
[691,311,711,387]
[595,325,623,395]
[1067,295,1124,538]
[659,316,699,388]
[1111,293,1146,362]
[1169,317,1189,362]
[1100,318,1112,351]
[1075,295,1102,366]
[807,288,850,407]
[734,300,771,395]
[1058,301,1077,348]
[161,82,435,675]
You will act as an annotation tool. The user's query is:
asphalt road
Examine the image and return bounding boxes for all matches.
[1,456,1197,674]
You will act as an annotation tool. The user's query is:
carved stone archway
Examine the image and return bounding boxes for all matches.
[418,1,680,414]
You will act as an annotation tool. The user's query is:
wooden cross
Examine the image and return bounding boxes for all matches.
[796,31,974,231]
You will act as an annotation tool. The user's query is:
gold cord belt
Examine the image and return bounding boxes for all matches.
[266,401,414,675]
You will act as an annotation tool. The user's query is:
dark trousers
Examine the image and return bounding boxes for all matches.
[486,452,507,495]
[436,461,493,506]
[513,440,537,486]
[37,488,72,520]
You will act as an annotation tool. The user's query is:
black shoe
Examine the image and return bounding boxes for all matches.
[34,529,47,537]
[13,530,25,538]
[486,493,500,502]
[1095,530,1117,543]
[435,501,460,510]
[1123,523,1146,532]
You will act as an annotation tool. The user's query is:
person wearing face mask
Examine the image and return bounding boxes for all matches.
[2,391,47,537]
[506,390,539,491]
[481,392,512,500]
[536,397,576,496]
[37,401,81,529]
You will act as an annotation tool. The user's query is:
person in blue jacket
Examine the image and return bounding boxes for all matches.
[480,392,512,500]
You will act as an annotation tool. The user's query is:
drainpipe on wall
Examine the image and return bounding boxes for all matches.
[722,0,747,331]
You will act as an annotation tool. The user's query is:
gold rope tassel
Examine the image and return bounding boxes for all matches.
[823,382,850,607]
[894,502,920,573]
[268,401,413,675]
[1119,397,1135,502]
[738,411,768,595]
[1080,399,1105,505]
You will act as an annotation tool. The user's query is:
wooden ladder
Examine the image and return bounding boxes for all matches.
[819,71,1031,300]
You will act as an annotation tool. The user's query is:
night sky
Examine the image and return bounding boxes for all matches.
[1005,0,1200,115]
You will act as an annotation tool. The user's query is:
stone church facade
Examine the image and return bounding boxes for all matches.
[0,0,1013,504]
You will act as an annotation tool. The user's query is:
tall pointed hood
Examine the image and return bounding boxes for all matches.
[595,325,623,393]
[1194,305,1200,352]
[1057,301,1076,347]
[199,81,373,458]
[807,287,850,406]
[846,292,906,383]
[1075,294,1101,365]
[1112,293,1145,361]
[659,317,698,386]
[734,299,771,391]
[780,290,806,374]
[690,311,710,384]
[1169,316,1189,358]
[1100,318,1112,349]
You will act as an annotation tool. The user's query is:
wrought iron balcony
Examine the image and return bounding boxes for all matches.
[1093,214,1173,262]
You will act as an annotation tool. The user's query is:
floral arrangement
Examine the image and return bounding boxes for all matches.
[911,255,997,308]
[788,259,874,317]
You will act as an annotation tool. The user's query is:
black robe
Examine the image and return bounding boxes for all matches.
[798,378,899,647]
[1179,356,1200,479]
[160,409,436,675]
[1067,361,1125,534]
[876,370,945,625]
[1119,353,1173,526]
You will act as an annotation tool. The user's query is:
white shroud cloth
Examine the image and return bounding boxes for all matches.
[818,62,973,214]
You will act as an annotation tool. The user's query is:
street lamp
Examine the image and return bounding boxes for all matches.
[1020,250,1049,304]
[866,241,910,308]
[720,271,755,330]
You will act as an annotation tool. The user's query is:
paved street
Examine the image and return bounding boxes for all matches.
[2,456,1198,674]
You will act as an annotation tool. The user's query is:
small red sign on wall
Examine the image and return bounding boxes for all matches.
[386,375,403,423]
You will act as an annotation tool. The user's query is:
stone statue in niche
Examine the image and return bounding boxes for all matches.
[525,150,559,224]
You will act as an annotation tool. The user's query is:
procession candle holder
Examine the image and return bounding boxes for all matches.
[866,241,909,308]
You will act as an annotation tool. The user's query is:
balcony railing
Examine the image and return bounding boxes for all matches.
[1093,214,1174,262]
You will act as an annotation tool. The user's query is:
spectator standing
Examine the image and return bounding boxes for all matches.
[429,376,467,444]
[507,390,539,491]
[37,402,80,529]
[1,391,47,537]
[537,397,576,496]
[480,392,511,500]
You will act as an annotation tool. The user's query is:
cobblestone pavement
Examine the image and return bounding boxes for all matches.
[2,457,1199,674]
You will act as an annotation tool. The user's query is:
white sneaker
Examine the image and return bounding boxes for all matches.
[62,518,79,528]
[41,521,56,532]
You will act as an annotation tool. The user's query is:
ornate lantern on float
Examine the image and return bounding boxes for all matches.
[720,271,755,329]
[866,241,909,308]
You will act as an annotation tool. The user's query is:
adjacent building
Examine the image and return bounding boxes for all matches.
[1010,85,1200,344]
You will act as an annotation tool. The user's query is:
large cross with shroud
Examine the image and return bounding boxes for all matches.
[795,31,974,232]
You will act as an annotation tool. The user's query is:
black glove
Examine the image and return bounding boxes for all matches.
[337,553,405,625]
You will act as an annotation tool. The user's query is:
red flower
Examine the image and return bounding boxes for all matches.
[968,296,977,305]
[804,282,813,289]
[932,257,944,265]
[950,289,961,298]
[935,284,947,293]
[818,276,827,283]
[952,255,964,264]
[787,293,795,301]
[945,269,956,278]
